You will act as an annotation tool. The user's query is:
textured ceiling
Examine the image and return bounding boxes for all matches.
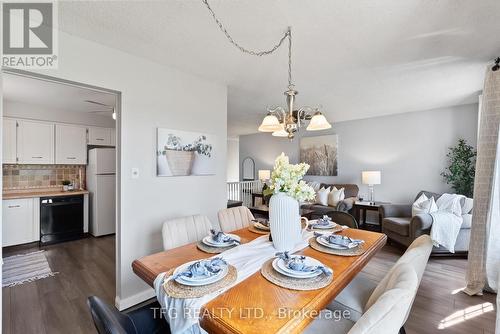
[57,0,500,135]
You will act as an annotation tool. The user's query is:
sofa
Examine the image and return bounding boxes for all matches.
[380,190,471,256]
[301,183,359,218]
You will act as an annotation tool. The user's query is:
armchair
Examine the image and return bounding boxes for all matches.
[380,191,470,255]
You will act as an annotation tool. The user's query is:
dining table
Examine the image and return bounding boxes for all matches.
[132,227,387,334]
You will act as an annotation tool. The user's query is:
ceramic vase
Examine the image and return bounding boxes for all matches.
[269,192,301,252]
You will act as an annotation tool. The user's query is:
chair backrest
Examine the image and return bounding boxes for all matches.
[162,214,213,251]
[348,263,418,334]
[87,296,135,334]
[327,211,358,229]
[218,206,255,232]
[365,235,433,322]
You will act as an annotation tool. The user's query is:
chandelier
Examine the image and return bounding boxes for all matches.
[202,1,331,140]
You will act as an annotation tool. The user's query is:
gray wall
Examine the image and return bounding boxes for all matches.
[240,103,478,204]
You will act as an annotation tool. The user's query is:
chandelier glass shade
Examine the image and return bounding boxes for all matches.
[258,114,281,132]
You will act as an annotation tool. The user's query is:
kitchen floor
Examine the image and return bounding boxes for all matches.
[2,235,115,334]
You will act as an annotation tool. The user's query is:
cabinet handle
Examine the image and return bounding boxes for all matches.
[67,157,76,159]
[32,156,43,159]
[8,205,20,208]
[96,138,104,141]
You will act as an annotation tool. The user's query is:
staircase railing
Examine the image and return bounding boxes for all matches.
[227,180,263,207]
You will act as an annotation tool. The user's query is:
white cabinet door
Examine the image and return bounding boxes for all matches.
[3,118,17,163]
[2,198,36,247]
[88,127,111,146]
[55,124,87,164]
[17,120,55,164]
[110,128,116,147]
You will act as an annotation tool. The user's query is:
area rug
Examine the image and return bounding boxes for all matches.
[2,250,58,287]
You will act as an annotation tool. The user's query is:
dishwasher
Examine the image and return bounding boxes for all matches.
[40,195,84,245]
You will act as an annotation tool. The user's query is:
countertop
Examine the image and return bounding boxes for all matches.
[3,189,89,200]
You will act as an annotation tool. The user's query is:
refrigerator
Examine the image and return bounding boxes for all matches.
[87,148,116,236]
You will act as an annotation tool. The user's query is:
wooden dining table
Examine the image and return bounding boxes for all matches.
[132,228,387,334]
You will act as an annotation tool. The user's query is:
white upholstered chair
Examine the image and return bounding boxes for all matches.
[327,235,433,323]
[161,214,213,251]
[217,206,255,232]
[304,263,418,334]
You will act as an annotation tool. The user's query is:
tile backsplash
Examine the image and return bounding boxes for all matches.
[3,165,86,191]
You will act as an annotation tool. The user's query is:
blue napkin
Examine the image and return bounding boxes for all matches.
[172,257,227,280]
[210,229,241,244]
[309,215,333,229]
[275,252,332,276]
[314,232,364,248]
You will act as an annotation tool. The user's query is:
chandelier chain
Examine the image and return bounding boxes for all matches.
[202,0,292,86]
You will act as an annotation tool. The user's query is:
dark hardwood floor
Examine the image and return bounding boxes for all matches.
[2,235,115,334]
[2,236,496,334]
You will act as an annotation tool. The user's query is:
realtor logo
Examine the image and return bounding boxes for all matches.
[2,1,58,68]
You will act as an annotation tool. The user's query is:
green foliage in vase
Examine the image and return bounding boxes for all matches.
[441,139,476,198]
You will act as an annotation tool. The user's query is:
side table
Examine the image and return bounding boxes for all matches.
[353,201,390,232]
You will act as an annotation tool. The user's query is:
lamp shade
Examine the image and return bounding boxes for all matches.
[258,169,271,180]
[362,171,381,185]
[272,124,288,137]
[307,112,332,131]
[258,114,281,132]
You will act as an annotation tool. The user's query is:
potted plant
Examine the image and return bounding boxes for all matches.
[264,153,315,251]
[157,134,213,176]
[441,139,476,197]
[62,180,72,191]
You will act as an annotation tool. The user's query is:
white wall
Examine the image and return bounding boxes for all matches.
[227,137,239,182]
[1,31,228,309]
[240,104,478,204]
[3,100,116,128]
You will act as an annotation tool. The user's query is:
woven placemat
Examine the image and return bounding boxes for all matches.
[248,225,270,234]
[163,265,237,299]
[308,237,366,256]
[307,225,344,233]
[196,241,238,254]
[260,259,333,291]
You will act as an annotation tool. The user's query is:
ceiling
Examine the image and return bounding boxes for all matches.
[57,0,500,135]
[3,73,117,115]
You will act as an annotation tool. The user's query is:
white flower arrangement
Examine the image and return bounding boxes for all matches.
[264,153,316,202]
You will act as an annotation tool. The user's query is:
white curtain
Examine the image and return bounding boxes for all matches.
[465,67,500,295]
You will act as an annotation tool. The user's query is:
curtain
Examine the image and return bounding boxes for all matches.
[464,67,500,296]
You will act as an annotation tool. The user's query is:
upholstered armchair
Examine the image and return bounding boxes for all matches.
[380,191,471,255]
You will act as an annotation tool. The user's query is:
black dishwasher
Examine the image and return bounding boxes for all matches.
[40,195,84,245]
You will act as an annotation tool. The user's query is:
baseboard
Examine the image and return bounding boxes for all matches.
[115,289,155,311]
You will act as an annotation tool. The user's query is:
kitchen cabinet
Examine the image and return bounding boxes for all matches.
[3,118,17,163]
[88,127,111,146]
[55,124,87,164]
[17,120,55,164]
[2,198,37,247]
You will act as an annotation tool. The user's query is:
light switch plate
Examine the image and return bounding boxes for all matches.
[131,168,139,179]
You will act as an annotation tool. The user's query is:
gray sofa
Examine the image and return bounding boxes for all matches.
[380,190,471,256]
[301,184,359,218]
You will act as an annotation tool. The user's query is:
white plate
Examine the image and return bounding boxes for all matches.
[308,220,337,229]
[316,236,358,250]
[202,234,241,248]
[272,257,323,278]
[173,260,228,286]
[254,222,270,231]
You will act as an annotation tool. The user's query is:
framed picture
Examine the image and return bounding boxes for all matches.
[300,134,338,176]
[157,128,216,176]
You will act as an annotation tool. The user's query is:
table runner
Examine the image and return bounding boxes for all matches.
[154,230,314,334]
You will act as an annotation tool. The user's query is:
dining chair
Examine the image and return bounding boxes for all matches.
[87,296,170,334]
[217,206,255,232]
[161,214,213,251]
[325,211,359,229]
[303,263,418,334]
[327,235,433,323]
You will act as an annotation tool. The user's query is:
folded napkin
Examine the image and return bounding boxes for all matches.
[210,229,241,244]
[314,232,364,248]
[172,257,227,280]
[252,218,269,228]
[309,215,333,229]
[275,251,332,276]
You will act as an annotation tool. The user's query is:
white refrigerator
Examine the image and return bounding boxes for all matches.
[87,148,116,236]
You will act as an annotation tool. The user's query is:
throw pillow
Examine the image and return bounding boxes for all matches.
[412,194,438,217]
[308,181,321,192]
[328,187,345,207]
[315,187,331,206]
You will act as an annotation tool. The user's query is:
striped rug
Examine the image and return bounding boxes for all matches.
[2,250,58,287]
